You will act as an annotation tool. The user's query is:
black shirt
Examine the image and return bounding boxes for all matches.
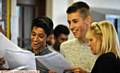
[91,52,120,73]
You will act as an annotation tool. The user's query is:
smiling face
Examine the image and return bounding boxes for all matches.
[31,26,47,53]
[86,30,102,55]
[67,11,89,40]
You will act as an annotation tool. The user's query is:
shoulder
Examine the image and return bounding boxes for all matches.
[96,52,117,65]
[61,38,78,48]
[62,38,77,44]
[92,53,119,73]
[60,38,77,54]
[99,52,116,60]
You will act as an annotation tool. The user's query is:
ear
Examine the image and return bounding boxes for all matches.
[85,16,92,27]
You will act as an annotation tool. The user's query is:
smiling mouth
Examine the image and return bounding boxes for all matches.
[33,44,40,47]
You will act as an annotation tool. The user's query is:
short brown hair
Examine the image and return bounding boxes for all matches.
[66,1,90,19]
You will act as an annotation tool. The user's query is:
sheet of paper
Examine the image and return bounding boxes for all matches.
[5,49,36,70]
[0,33,36,70]
[36,51,71,73]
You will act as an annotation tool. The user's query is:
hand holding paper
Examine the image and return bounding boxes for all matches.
[0,33,36,70]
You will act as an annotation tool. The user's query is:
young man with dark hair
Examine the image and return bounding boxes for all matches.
[31,17,55,73]
[31,17,70,73]
[60,2,97,73]
[31,17,52,54]
[53,24,70,52]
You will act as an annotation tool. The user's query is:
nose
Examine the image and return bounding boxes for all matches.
[33,35,39,41]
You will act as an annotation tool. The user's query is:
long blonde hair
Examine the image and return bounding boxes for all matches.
[89,21,120,58]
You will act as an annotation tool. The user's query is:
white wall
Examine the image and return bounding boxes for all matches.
[91,10,105,22]
[52,0,70,27]
[74,0,120,10]
[46,0,74,39]
[74,0,120,16]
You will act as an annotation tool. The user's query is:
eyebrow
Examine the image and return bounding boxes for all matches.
[72,19,78,21]
[32,31,45,35]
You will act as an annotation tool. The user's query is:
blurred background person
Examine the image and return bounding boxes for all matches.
[53,24,70,52]
[46,31,55,49]
[86,21,120,73]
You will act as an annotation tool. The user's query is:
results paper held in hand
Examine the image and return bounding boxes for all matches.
[0,33,36,70]
[36,51,71,73]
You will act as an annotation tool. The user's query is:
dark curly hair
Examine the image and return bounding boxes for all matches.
[32,16,53,36]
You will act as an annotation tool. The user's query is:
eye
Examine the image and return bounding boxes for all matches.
[73,20,78,23]
[32,32,36,36]
[38,34,44,38]
[89,39,93,42]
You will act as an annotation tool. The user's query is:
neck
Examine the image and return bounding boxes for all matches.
[32,49,41,54]
[32,46,45,54]
[78,37,87,43]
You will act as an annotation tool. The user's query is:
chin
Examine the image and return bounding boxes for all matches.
[74,36,80,39]
[32,47,39,50]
